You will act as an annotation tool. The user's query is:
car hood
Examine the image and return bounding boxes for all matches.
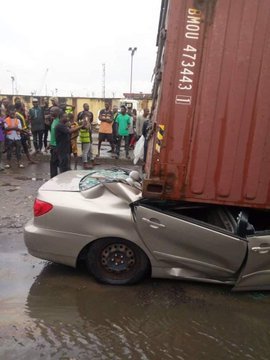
[40,171,87,192]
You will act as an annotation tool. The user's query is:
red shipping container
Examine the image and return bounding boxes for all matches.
[143,0,270,209]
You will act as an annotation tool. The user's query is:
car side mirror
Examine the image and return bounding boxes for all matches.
[236,211,255,237]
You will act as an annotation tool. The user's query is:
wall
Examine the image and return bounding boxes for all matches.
[0,95,152,121]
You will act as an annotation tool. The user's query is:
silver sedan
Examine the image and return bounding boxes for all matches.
[24,168,270,291]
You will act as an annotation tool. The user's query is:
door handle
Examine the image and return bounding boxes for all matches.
[142,217,166,228]
[251,246,270,254]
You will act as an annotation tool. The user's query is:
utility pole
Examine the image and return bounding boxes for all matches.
[11,76,15,95]
[39,68,49,95]
[7,70,16,95]
[102,63,106,99]
[128,47,137,94]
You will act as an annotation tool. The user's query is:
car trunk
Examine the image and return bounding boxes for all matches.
[40,171,86,192]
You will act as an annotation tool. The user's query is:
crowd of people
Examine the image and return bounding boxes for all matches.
[0,97,151,178]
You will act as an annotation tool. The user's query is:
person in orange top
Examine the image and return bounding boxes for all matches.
[4,105,23,168]
[98,102,114,157]
[15,102,37,165]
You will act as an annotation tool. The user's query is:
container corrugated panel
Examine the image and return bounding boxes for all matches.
[143,0,270,209]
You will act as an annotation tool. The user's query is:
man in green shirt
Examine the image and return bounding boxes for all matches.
[49,107,60,177]
[116,105,130,159]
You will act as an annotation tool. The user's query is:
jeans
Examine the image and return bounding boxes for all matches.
[6,139,21,162]
[116,136,129,156]
[32,130,44,151]
[82,142,91,163]
[21,133,30,154]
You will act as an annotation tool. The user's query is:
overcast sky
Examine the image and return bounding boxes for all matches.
[0,0,161,98]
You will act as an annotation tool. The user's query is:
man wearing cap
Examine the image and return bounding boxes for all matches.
[28,98,45,154]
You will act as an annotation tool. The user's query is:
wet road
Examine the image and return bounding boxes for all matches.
[1,160,270,360]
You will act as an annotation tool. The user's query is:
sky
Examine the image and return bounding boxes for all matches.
[0,0,161,98]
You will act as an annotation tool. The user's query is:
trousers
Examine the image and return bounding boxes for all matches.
[6,139,21,161]
[116,136,129,156]
[32,130,44,151]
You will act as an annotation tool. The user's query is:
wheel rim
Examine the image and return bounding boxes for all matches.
[101,243,135,273]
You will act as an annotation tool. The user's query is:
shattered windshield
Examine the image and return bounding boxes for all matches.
[79,168,130,191]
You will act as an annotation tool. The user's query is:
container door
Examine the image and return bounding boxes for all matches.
[134,205,247,280]
[233,234,270,291]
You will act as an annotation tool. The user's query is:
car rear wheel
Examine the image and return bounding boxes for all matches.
[87,238,150,285]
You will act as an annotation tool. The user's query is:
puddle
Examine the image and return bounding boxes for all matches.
[14,176,30,181]
[1,183,12,187]
[14,176,44,181]
[7,187,21,192]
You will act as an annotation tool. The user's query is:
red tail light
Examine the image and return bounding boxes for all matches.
[34,199,53,217]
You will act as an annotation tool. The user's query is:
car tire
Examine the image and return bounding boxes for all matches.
[87,238,150,285]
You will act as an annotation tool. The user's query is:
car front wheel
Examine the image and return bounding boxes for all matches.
[87,238,150,285]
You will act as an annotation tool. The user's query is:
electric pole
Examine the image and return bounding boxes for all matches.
[102,63,106,99]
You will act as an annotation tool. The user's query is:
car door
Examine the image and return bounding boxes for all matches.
[233,232,270,291]
[133,204,247,281]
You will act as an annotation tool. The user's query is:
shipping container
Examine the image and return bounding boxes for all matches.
[143,0,270,209]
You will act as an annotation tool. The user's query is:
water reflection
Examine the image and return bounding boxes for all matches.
[24,264,270,360]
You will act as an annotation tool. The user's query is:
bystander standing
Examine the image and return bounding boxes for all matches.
[142,115,151,166]
[0,109,5,170]
[78,103,94,167]
[4,105,23,168]
[98,102,114,156]
[28,98,45,154]
[110,105,119,151]
[115,105,130,159]
[49,107,61,178]
[68,113,80,170]
[127,108,135,149]
[79,114,93,169]
[55,113,83,174]
[1,98,10,114]
[136,108,149,139]
[42,97,51,152]
[15,103,37,165]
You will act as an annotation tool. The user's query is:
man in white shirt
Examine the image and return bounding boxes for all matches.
[136,108,150,138]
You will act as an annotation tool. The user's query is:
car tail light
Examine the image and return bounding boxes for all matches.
[34,199,53,217]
